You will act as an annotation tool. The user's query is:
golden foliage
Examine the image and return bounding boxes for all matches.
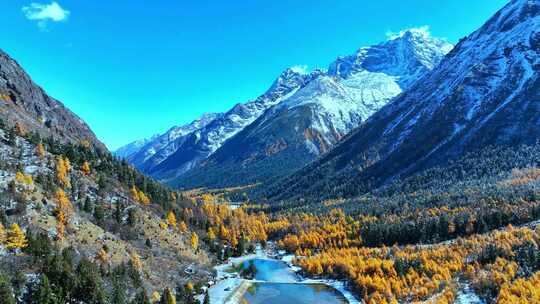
[166,211,177,228]
[178,221,188,234]
[15,172,33,186]
[0,224,5,244]
[35,143,45,159]
[81,161,91,176]
[96,248,108,265]
[131,186,151,205]
[190,232,199,250]
[6,223,28,251]
[55,188,72,239]
[14,122,26,136]
[56,156,71,187]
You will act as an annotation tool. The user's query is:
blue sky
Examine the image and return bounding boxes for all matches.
[1,0,508,150]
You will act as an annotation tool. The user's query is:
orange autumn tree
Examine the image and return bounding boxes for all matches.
[56,156,71,187]
[14,122,26,136]
[178,221,188,234]
[131,186,151,205]
[81,161,91,176]
[35,143,45,159]
[55,188,73,239]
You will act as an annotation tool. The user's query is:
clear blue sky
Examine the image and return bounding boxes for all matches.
[1,0,508,150]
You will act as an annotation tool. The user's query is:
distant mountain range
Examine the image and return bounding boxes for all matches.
[264,0,540,202]
[116,29,452,189]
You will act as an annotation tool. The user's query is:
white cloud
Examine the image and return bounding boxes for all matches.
[385,26,431,40]
[22,1,70,29]
[290,65,309,75]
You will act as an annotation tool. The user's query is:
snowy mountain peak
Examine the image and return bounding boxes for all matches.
[328,27,453,88]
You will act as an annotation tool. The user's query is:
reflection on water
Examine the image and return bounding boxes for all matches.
[239,258,348,304]
[241,259,298,282]
[242,283,349,304]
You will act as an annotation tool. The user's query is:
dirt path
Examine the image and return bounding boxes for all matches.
[225,280,252,304]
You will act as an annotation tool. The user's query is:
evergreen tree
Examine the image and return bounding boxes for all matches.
[111,280,127,304]
[203,290,210,304]
[131,290,150,304]
[0,274,15,304]
[34,274,56,304]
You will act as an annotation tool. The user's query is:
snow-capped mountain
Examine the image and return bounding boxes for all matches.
[113,136,157,159]
[120,112,221,171]
[267,0,540,201]
[116,68,320,179]
[172,29,452,189]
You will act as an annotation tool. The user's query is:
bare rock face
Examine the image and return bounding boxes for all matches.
[0,49,106,150]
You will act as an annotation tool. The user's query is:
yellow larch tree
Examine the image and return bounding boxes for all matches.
[36,143,45,159]
[15,172,33,186]
[81,161,91,176]
[56,156,71,187]
[130,251,143,272]
[14,122,25,136]
[55,188,72,239]
[0,223,6,245]
[96,248,108,265]
[162,288,176,304]
[190,232,199,250]
[166,211,177,229]
[151,291,161,303]
[130,186,140,202]
[6,223,28,251]
[178,221,188,234]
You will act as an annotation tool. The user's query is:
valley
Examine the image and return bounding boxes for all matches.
[0,0,539,303]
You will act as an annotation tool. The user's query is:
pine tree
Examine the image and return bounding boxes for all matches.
[111,281,127,304]
[34,274,56,304]
[6,223,28,251]
[203,290,210,304]
[0,274,15,304]
[131,290,151,304]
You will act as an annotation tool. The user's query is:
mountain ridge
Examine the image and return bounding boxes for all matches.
[0,49,106,151]
[170,29,453,189]
[263,0,540,202]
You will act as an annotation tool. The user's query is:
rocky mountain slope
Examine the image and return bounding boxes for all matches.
[264,0,540,202]
[172,30,452,189]
[0,49,106,151]
[0,49,216,302]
